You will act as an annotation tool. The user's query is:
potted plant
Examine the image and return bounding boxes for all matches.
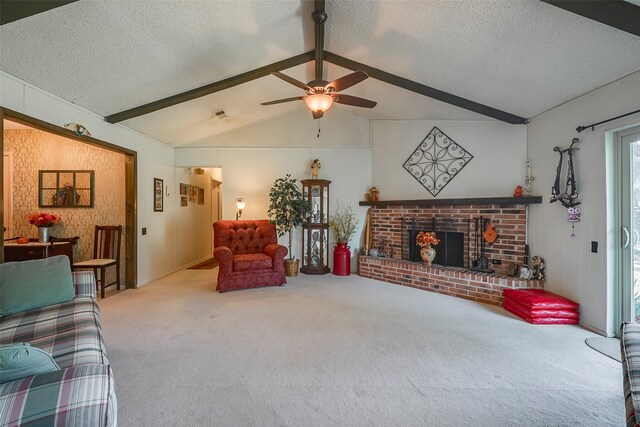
[329,204,359,276]
[268,174,311,276]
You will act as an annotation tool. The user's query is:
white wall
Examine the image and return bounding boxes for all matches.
[372,120,527,199]
[174,145,372,271]
[527,70,640,336]
[173,168,213,267]
[1,71,178,286]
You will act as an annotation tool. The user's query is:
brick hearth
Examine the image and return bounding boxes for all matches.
[358,199,543,305]
[359,256,542,305]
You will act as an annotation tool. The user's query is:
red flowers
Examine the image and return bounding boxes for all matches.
[28,212,60,228]
[416,231,440,247]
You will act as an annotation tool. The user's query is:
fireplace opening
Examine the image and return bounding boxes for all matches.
[407,230,465,267]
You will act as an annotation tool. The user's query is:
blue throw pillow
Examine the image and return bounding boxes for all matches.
[0,343,60,383]
[0,255,75,317]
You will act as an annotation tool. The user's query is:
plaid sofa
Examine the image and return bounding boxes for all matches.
[0,271,117,426]
[622,322,640,427]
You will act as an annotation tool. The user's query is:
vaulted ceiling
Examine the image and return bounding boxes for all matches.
[1,0,639,147]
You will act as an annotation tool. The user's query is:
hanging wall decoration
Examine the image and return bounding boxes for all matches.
[403,126,473,196]
[550,138,580,237]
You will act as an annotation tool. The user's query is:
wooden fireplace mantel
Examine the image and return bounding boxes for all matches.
[359,196,543,208]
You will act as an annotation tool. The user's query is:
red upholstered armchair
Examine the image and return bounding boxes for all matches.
[213,220,288,292]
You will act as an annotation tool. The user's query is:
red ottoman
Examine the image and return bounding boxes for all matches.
[502,289,579,324]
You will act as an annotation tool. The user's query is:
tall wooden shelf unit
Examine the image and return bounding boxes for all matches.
[301,179,331,274]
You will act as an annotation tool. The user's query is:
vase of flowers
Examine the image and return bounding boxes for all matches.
[329,205,359,276]
[28,212,60,243]
[416,231,440,266]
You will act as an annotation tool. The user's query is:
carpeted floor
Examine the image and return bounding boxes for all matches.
[99,270,623,426]
[187,258,219,269]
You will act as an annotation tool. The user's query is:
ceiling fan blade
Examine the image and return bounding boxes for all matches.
[333,94,377,108]
[261,96,305,106]
[326,71,369,92]
[312,110,324,120]
[271,72,312,91]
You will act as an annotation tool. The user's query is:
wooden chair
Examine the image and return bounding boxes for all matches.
[73,225,122,298]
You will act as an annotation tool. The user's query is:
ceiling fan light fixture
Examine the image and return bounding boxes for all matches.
[305,94,334,113]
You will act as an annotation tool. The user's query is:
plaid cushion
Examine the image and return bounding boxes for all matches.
[73,271,97,299]
[0,299,108,369]
[621,322,640,427]
[0,364,116,427]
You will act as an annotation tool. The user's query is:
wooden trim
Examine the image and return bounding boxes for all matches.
[105,51,316,123]
[540,0,640,37]
[125,154,137,289]
[1,109,138,289]
[1,1,78,26]
[1,108,136,156]
[323,51,528,125]
[359,196,543,207]
[0,108,4,262]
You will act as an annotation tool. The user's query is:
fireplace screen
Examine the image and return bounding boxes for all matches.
[402,216,470,268]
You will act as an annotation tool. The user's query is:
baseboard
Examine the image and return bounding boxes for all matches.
[581,322,612,337]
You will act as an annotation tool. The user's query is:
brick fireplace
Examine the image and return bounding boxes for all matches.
[358,197,543,305]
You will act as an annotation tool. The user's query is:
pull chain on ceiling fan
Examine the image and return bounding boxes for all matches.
[261,2,377,119]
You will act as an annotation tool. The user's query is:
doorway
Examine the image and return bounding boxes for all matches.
[211,175,222,249]
[0,108,137,289]
[3,152,12,239]
[616,125,640,326]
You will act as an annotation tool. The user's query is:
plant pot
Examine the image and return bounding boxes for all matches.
[420,245,436,266]
[38,227,49,243]
[333,243,351,276]
[284,259,300,277]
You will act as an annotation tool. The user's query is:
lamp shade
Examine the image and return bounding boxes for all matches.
[236,198,246,210]
[305,94,334,113]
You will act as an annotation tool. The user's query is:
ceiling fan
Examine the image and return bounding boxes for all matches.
[261,2,377,119]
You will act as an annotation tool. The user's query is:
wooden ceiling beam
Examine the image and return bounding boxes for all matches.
[540,0,640,37]
[323,51,528,125]
[0,1,78,26]
[105,51,315,124]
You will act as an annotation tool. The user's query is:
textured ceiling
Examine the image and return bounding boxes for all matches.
[1,0,639,147]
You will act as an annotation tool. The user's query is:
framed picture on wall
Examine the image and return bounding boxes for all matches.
[180,195,188,207]
[180,183,187,196]
[188,185,197,202]
[154,178,163,212]
[198,187,204,205]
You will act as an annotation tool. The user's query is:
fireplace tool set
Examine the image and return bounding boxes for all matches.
[471,216,497,273]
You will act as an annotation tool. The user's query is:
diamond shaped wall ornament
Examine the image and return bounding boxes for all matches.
[403,127,473,196]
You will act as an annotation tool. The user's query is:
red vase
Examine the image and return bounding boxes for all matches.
[333,243,351,276]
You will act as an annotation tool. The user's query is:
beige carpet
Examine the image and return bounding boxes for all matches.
[99,270,623,426]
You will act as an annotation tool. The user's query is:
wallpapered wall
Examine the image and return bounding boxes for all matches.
[4,129,126,278]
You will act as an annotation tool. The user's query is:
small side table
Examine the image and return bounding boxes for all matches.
[4,242,74,265]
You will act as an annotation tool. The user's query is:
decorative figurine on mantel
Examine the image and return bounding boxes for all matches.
[369,186,379,202]
[513,185,523,197]
[311,159,321,178]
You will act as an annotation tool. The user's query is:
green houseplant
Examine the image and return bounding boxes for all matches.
[268,174,311,276]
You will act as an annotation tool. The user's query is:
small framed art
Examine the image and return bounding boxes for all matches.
[180,183,187,196]
[154,178,163,212]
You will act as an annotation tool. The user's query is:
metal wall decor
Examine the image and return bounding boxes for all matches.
[403,127,473,196]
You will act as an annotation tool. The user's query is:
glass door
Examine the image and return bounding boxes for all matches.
[619,127,640,324]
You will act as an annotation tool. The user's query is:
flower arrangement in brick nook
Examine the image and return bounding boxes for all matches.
[28,212,60,228]
[416,231,440,248]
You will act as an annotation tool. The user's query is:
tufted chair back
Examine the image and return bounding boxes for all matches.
[213,220,278,255]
